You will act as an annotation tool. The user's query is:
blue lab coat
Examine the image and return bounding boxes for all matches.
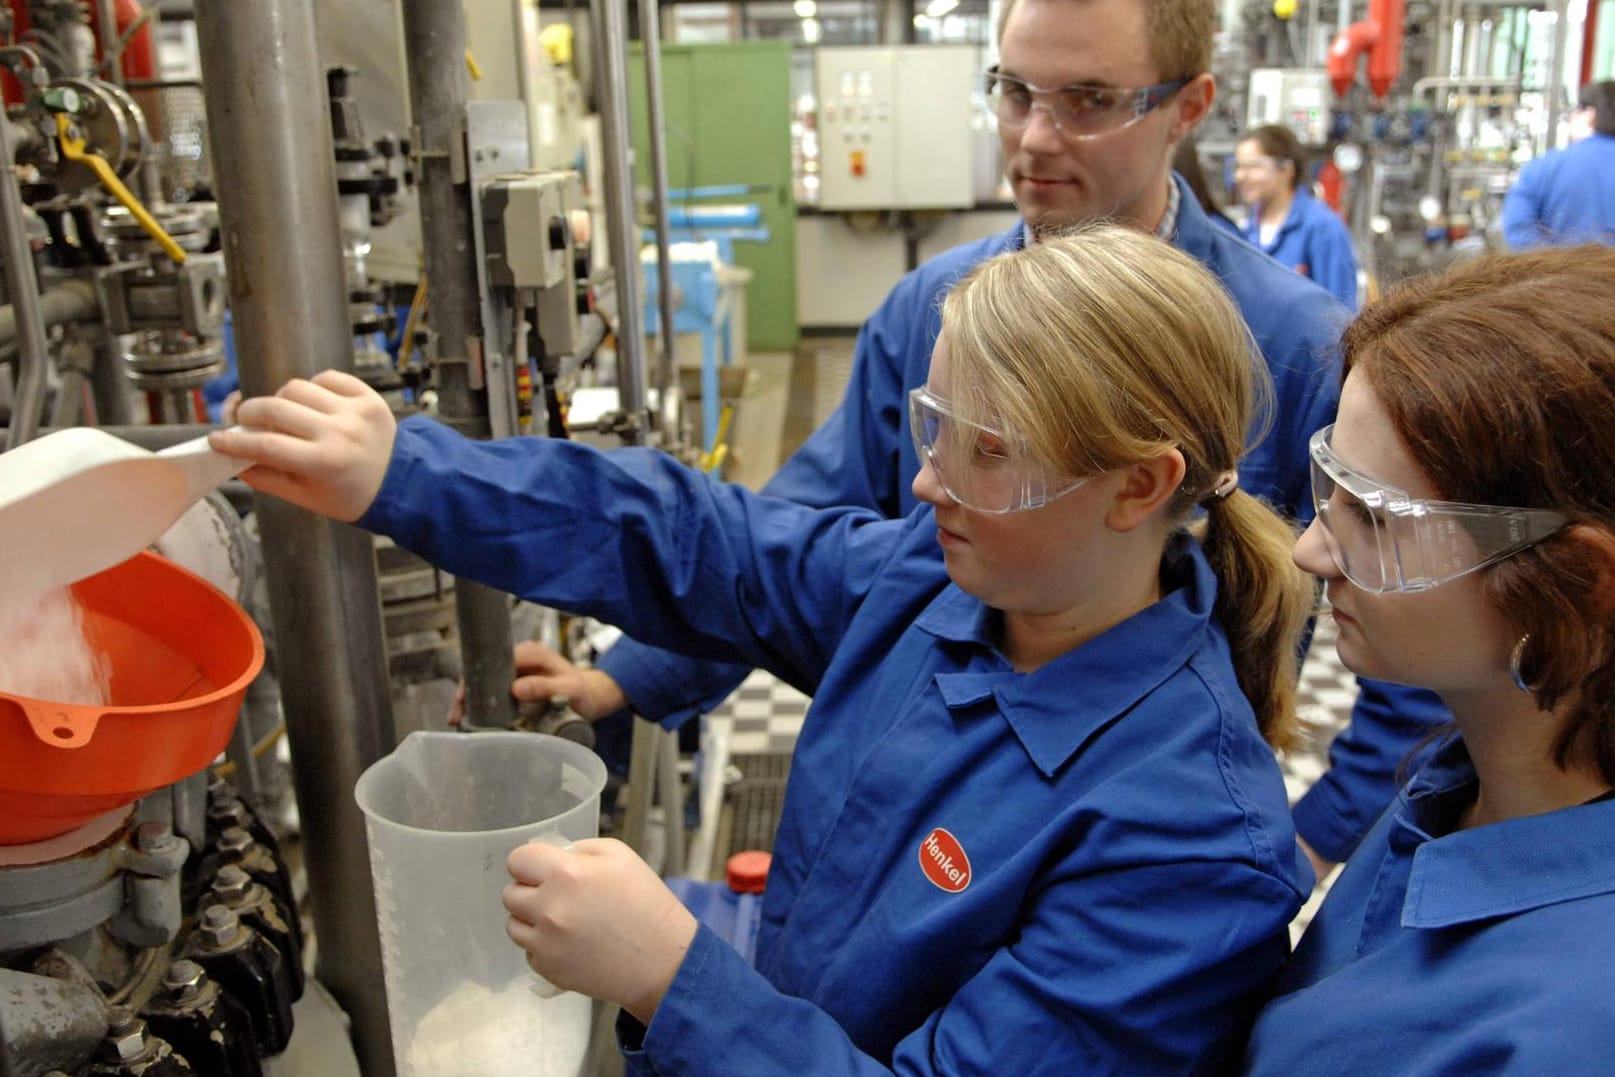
[602,176,1445,862]
[1241,188,1359,308]
[602,176,1345,722]
[1501,133,1615,249]
[360,416,1307,1075]
[1244,738,1615,1074]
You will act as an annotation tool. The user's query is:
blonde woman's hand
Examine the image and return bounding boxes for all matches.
[209,370,396,522]
[504,838,697,1024]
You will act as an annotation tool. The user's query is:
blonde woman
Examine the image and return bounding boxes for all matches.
[213,226,1313,1075]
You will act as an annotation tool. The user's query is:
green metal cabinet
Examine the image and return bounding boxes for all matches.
[630,41,799,351]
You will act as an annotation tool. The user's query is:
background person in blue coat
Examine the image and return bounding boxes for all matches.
[215,228,1315,1074]
[1234,124,1360,308]
[1244,244,1615,1075]
[514,0,1444,884]
[1501,80,1615,249]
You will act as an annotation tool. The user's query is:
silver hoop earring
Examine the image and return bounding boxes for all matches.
[1509,634,1532,693]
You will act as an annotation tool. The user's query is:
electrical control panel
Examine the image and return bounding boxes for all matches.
[1247,67,1334,145]
[815,45,977,210]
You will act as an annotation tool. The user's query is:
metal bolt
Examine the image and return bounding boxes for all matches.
[136,821,176,854]
[164,960,206,1000]
[105,1007,147,1062]
[218,826,253,858]
[208,796,248,827]
[211,864,252,904]
[200,904,240,946]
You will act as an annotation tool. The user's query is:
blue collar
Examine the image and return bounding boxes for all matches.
[1167,172,1214,259]
[1396,740,1615,928]
[912,534,1216,777]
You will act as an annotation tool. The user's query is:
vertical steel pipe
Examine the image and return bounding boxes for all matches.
[0,111,50,448]
[95,0,123,86]
[638,0,679,416]
[398,0,518,730]
[591,0,649,441]
[191,2,398,1073]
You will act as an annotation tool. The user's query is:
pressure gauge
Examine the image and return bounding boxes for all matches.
[1332,143,1365,174]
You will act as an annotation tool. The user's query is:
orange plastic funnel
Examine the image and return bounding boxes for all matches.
[0,551,265,845]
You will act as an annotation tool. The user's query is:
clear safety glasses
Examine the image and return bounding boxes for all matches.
[909,387,1088,514]
[984,66,1189,140]
[1309,424,1568,593]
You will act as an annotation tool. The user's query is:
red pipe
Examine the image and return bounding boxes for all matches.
[1327,0,1406,99]
[1581,0,1600,89]
[1328,20,1380,97]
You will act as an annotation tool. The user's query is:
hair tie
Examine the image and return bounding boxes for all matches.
[1203,470,1239,504]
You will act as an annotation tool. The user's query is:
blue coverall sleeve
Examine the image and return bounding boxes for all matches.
[359,417,901,693]
[1294,676,1448,863]
[1502,159,1547,249]
[1308,220,1360,310]
[594,283,927,725]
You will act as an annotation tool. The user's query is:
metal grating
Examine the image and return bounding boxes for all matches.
[721,751,793,858]
[127,80,211,204]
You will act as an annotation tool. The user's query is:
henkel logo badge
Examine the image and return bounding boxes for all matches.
[919,827,971,893]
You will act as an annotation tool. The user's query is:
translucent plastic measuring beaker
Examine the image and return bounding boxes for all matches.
[354,730,607,1077]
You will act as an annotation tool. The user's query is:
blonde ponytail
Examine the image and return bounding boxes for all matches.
[1197,492,1313,750]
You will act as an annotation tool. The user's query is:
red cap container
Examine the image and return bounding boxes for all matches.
[726,850,772,894]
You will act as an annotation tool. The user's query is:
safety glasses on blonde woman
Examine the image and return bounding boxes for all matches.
[909,387,1090,514]
[1309,425,1567,593]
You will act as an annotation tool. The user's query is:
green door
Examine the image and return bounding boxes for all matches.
[630,41,798,352]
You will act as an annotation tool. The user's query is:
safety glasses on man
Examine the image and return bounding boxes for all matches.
[983,66,1189,140]
[909,387,1088,514]
[1308,424,1567,593]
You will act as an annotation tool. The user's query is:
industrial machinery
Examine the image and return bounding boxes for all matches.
[1198,0,1588,295]
[1,1,650,1072]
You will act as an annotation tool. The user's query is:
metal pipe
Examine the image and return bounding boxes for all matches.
[0,109,51,449]
[0,279,98,346]
[591,0,648,444]
[191,3,398,1074]
[398,0,518,731]
[95,0,123,87]
[1544,0,1569,153]
[639,0,679,420]
[31,423,209,446]
[89,335,134,425]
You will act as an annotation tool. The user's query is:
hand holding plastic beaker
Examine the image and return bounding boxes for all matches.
[504,837,699,1024]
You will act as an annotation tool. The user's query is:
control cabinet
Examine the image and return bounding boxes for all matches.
[815,46,977,210]
[1247,67,1334,145]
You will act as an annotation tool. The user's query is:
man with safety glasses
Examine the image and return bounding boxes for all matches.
[547,0,1448,882]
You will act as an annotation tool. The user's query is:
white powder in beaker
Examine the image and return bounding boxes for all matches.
[0,587,112,705]
[403,975,591,1077]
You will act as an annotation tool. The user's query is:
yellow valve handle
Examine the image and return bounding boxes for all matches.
[55,112,186,265]
[699,402,736,473]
